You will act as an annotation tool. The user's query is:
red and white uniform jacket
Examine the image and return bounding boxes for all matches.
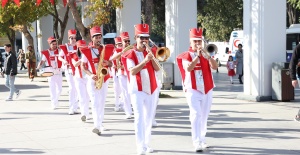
[122,47,157,94]
[59,44,77,72]
[69,52,84,78]
[177,49,214,94]
[80,45,113,83]
[111,48,126,76]
[41,49,62,74]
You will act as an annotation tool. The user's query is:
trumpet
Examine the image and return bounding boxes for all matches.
[143,42,167,77]
[149,39,170,62]
[198,40,218,59]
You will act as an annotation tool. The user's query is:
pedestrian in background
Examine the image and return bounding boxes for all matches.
[18,49,27,70]
[25,45,36,81]
[235,44,243,84]
[289,43,300,123]
[3,44,21,101]
[227,55,236,84]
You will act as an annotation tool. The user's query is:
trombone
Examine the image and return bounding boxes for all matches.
[149,39,170,62]
[143,42,168,77]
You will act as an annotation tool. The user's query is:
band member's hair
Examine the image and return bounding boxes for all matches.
[77,49,82,58]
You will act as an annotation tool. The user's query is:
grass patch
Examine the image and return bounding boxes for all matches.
[159,92,172,98]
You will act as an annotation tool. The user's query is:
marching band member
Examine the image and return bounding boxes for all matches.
[176,28,218,152]
[111,37,124,112]
[70,40,90,122]
[37,37,63,109]
[118,32,133,119]
[110,33,133,119]
[80,26,113,135]
[122,24,159,154]
[58,29,79,115]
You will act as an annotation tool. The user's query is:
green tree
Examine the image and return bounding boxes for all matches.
[68,0,123,42]
[198,0,243,41]
[151,0,165,43]
[0,0,50,53]
[287,0,300,26]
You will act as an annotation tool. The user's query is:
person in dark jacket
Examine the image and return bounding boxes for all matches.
[3,44,21,101]
[289,43,300,123]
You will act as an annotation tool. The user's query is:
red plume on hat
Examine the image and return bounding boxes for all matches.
[90,26,102,38]
[120,32,130,40]
[189,28,203,40]
[114,37,122,44]
[134,24,149,37]
[68,29,77,38]
[47,36,56,44]
[76,40,87,48]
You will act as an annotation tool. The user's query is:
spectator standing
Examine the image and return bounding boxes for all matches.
[235,44,243,84]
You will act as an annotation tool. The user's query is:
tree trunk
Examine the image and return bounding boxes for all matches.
[21,25,38,76]
[144,0,153,33]
[6,19,16,55]
[68,0,91,42]
[21,25,34,47]
[58,6,70,44]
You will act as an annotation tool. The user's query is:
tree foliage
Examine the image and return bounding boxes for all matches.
[198,0,243,41]
[287,0,300,26]
[150,0,165,42]
[0,0,51,52]
[68,0,123,42]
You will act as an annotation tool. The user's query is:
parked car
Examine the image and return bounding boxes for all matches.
[0,46,5,63]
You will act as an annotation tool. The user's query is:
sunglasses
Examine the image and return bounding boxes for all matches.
[124,40,130,43]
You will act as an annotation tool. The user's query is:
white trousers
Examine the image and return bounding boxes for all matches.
[87,78,109,129]
[65,70,78,112]
[152,85,161,122]
[131,90,156,150]
[112,74,123,107]
[118,75,132,116]
[74,77,90,117]
[47,73,62,107]
[185,89,212,147]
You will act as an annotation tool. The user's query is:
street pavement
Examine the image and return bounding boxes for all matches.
[0,66,300,155]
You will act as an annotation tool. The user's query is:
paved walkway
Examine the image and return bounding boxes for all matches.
[0,67,300,155]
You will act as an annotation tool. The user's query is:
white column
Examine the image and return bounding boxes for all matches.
[81,2,93,27]
[116,0,141,42]
[38,15,53,52]
[165,0,197,89]
[239,0,286,101]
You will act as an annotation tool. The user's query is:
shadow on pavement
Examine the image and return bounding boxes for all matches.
[0,148,45,154]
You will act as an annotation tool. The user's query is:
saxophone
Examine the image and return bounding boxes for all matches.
[95,43,108,89]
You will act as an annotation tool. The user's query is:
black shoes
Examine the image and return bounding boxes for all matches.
[81,115,86,122]
[92,128,101,135]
